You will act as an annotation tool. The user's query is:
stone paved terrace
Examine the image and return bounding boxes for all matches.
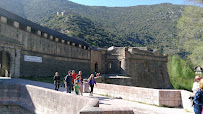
[0,78,194,114]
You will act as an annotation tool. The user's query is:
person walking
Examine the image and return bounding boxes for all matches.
[72,70,77,91]
[72,70,77,84]
[53,72,60,91]
[64,70,73,93]
[194,79,203,114]
[78,71,83,81]
[78,76,83,96]
[88,74,96,96]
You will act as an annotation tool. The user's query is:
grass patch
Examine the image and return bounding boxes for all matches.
[19,76,54,84]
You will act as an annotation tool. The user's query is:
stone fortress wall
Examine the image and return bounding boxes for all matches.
[104,46,172,88]
[0,7,172,89]
[0,9,91,77]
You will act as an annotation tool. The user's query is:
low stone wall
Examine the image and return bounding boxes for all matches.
[181,90,194,112]
[87,83,191,109]
[0,80,134,114]
[0,83,99,114]
[20,85,98,114]
[94,76,132,86]
[0,79,193,114]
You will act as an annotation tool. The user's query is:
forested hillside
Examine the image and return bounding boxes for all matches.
[40,15,133,47]
[0,0,185,53]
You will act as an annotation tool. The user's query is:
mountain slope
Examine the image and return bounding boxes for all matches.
[0,0,185,53]
[40,14,134,47]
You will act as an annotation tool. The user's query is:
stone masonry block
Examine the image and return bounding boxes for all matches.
[26,26,31,32]
[1,16,7,23]
[14,21,19,28]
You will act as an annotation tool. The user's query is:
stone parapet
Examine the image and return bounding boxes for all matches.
[0,81,135,114]
[181,90,194,112]
[0,83,99,114]
[128,54,167,61]
[84,82,184,108]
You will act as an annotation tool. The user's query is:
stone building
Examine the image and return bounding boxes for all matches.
[101,46,172,88]
[0,8,172,88]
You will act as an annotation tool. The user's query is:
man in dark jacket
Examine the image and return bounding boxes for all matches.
[64,70,73,93]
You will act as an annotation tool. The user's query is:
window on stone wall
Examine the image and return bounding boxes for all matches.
[7,19,13,26]
[19,24,26,31]
[75,44,79,47]
[31,29,37,34]
[95,63,98,72]
[109,62,112,69]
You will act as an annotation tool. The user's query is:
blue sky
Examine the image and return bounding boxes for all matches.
[68,0,186,7]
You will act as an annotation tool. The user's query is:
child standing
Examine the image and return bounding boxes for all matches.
[75,82,79,95]
[53,72,60,91]
[88,74,96,96]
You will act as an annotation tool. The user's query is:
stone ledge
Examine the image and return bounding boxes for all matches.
[84,82,185,108]
[80,107,134,114]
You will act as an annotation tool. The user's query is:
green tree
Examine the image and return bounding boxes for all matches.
[168,55,195,91]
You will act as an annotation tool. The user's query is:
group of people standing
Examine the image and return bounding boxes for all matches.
[191,75,203,114]
[53,70,96,96]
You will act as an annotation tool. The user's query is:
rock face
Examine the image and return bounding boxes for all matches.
[0,8,173,88]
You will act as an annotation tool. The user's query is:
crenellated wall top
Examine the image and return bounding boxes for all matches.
[0,8,89,50]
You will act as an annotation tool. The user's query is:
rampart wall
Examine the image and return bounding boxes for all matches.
[0,81,135,114]
[84,82,193,112]
[0,79,193,114]
[0,83,100,114]
[0,15,92,77]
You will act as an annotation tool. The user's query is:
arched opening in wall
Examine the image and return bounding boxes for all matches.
[0,51,11,77]
[95,63,98,73]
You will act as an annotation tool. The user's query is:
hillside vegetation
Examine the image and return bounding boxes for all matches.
[41,14,137,47]
[0,0,184,53]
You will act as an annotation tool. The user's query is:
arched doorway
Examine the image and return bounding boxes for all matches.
[0,51,11,77]
[95,63,98,73]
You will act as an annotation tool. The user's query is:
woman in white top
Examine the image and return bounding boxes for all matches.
[191,75,202,98]
[193,75,201,93]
